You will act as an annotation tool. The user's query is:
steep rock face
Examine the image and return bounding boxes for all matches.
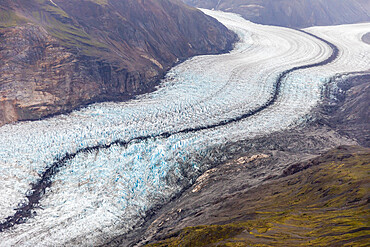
[324,74,370,147]
[0,0,236,125]
[182,0,370,28]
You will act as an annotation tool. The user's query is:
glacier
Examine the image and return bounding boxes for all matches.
[0,10,369,246]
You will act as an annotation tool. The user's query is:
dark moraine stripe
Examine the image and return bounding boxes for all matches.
[0,30,339,232]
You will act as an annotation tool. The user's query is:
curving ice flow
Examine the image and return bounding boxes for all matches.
[0,10,369,246]
[304,23,370,75]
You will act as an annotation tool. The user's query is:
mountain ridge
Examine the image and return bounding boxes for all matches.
[182,0,370,28]
[0,0,237,126]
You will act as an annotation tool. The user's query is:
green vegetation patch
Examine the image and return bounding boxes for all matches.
[148,225,244,247]
[44,14,107,55]
[88,0,109,6]
[147,147,370,246]
[0,8,27,28]
[32,0,108,56]
[0,0,108,56]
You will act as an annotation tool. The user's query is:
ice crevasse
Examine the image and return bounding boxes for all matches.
[0,10,369,246]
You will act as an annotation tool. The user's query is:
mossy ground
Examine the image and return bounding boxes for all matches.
[147,147,370,246]
[33,0,108,55]
[1,0,107,56]
[0,8,27,28]
[88,0,109,6]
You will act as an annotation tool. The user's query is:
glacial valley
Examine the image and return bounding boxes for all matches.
[0,9,369,246]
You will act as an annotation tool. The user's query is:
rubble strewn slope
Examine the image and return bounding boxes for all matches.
[146,145,370,246]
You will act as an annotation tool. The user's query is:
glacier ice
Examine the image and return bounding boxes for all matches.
[0,10,369,246]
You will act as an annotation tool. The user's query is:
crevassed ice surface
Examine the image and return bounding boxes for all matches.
[0,10,369,246]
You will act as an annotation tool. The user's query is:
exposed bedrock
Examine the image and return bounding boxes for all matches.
[0,0,237,126]
[322,74,370,147]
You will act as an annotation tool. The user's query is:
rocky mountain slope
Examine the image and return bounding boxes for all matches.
[0,0,236,126]
[140,74,370,246]
[323,74,370,147]
[137,73,370,247]
[103,72,370,246]
[146,145,369,246]
[182,0,370,28]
